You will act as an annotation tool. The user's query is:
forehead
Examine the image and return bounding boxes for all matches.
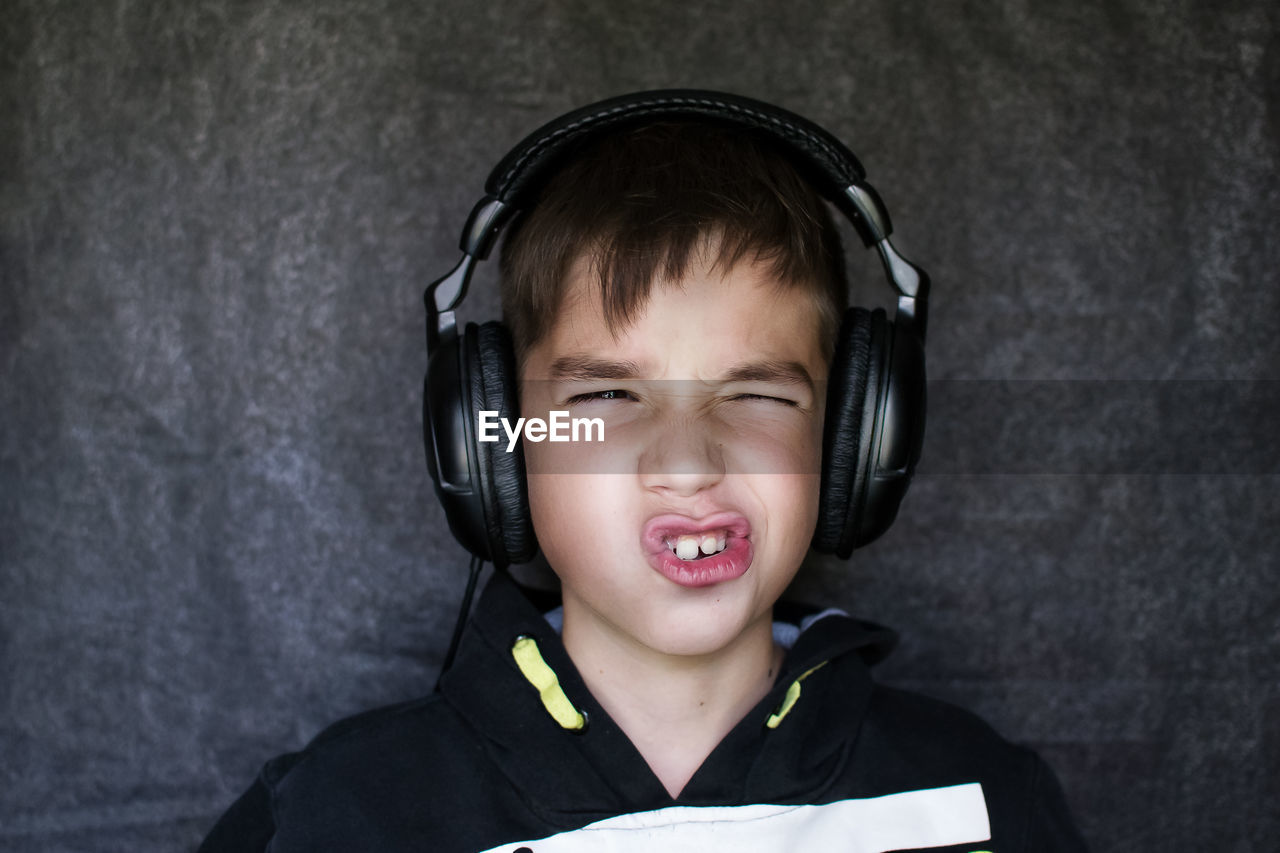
[521,254,829,381]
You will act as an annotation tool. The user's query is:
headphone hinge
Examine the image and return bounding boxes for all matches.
[459,197,513,259]
[877,238,930,341]
[843,182,893,247]
[425,254,477,351]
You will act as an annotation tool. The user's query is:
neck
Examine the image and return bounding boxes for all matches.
[561,598,783,799]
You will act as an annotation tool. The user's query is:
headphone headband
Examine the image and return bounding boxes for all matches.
[487,90,868,206]
[430,89,929,336]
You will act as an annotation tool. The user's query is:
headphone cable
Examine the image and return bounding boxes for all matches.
[437,554,484,688]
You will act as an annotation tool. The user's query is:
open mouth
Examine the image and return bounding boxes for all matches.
[664,531,729,561]
[642,513,753,588]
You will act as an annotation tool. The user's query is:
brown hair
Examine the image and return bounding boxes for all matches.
[499,121,847,362]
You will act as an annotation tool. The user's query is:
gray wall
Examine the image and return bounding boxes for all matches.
[3,1,1277,850]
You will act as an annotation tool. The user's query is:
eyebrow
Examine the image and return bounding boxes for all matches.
[548,355,814,389]
[721,360,816,390]
[548,355,644,380]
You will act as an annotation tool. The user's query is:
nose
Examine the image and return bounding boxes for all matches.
[637,415,726,498]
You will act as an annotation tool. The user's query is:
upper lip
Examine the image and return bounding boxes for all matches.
[641,511,752,554]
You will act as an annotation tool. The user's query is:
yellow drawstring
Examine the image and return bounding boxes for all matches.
[765,661,828,729]
[511,636,587,731]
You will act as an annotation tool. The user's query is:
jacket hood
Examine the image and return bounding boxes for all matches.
[438,570,897,820]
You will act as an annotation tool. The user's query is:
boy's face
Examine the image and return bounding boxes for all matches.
[519,254,827,660]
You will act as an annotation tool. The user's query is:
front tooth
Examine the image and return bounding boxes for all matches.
[716,535,726,552]
[700,534,718,555]
[676,536,700,560]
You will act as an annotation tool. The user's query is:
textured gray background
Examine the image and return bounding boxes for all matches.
[2,1,1277,850]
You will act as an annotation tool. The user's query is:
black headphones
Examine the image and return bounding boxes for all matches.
[422,89,928,566]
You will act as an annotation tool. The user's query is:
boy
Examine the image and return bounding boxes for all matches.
[201,92,1086,851]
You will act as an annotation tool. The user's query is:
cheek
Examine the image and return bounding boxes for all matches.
[525,475,579,581]
[781,473,823,547]
[715,404,825,476]
[743,469,822,554]
[741,411,823,553]
[526,474,630,557]
[526,474,580,537]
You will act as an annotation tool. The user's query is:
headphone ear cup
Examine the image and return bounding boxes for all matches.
[814,308,886,557]
[467,322,537,565]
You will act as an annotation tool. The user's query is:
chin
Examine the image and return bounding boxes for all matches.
[634,595,765,658]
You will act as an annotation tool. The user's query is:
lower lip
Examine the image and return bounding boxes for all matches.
[647,537,753,588]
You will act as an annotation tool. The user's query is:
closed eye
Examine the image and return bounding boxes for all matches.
[730,393,800,407]
[565,389,634,405]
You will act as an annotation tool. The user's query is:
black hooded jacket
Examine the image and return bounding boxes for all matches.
[200,571,1087,852]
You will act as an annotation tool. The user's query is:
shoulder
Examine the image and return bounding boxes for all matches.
[262,691,461,791]
[863,683,1026,761]
[848,683,1089,851]
[201,692,494,853]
